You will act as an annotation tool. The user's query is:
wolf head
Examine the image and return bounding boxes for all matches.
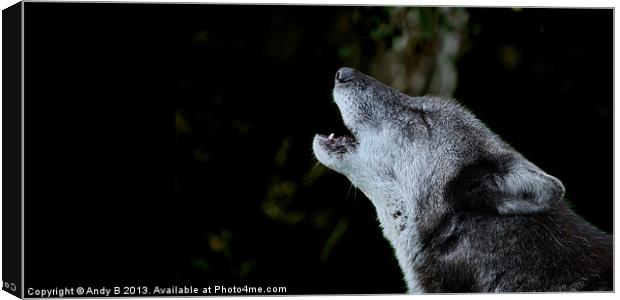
[313,67,565,219]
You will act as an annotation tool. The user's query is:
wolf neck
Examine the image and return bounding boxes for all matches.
[371,193,428,293]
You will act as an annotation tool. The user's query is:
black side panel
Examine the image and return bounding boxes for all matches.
[2,1,23,299]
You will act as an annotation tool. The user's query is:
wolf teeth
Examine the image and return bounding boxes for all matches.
[328,133,335,139]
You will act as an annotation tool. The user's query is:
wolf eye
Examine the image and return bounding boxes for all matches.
[419,111,431,132]
[408,107,432,133]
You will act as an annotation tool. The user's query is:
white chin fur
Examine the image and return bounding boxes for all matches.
[312,135,332,165]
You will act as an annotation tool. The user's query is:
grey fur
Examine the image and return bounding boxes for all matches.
[313,67,612,293]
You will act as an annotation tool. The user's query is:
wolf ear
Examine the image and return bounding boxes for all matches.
[452,155,565,215]
[491,159,565,214]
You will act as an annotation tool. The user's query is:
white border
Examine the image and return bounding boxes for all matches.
[0,2,616,300]
[4,0,619,8]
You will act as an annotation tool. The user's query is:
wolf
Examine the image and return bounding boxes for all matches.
[312,67,613,293]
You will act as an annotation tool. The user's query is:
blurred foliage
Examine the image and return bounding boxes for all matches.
[333,7,468,96]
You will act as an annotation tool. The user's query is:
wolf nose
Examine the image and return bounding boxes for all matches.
[335,67,356,83]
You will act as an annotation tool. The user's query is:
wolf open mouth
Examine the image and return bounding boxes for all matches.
[314,67,363,155]
[317,132,357,154]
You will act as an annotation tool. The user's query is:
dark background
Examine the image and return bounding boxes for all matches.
[23,4,612,294]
